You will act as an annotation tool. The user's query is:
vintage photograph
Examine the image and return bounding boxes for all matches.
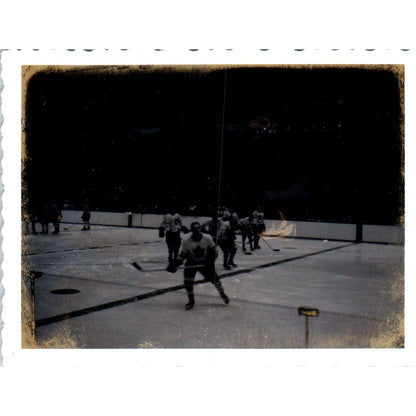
[21,64,404,348]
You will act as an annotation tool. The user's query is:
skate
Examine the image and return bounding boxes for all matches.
[185,301,195,310]
[229,252,237,267]
[220,292,230,304]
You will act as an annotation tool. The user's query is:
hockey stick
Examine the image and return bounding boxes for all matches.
[259,235,280,252]
[60,216,84,231]
[132,261,214,273]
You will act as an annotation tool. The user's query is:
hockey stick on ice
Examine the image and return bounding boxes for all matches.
[132,261,214,273]
[259,235,280,252]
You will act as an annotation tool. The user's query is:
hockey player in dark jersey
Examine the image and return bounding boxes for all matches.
[203,209,237,270]
[159,212,188,266]
[222,210,238,268]
[82,205,91,230]
[229,211,240,232]
[50,203,62,234]
[169,222,230,310]
[24,202,38,235]
[202,215,218,241]
[252,209,266,249]
[239,215,255,251]
[39,204,50,235]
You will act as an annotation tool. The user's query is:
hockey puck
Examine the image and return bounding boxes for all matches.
[132,262,143,271]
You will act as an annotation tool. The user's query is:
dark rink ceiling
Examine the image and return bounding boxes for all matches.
[23,66,403,224]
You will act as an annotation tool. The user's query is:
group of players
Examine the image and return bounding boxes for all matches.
[158,207,266,310]
[26,202,266,310]
[24,203,63,235]
[24,204,92,235]
[159,207,266,270]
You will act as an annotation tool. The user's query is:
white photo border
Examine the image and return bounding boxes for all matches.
[1,49,414,369]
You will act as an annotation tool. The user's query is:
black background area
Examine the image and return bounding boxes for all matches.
[23,66,403,224]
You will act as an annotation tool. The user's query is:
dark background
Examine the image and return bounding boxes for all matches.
[23,65,403,224]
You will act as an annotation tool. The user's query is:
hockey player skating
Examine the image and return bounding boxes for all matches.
[24,203,38,235]
[239,215,255,251]
[252,209,266,249]
[229,211,240,232]
[50,203,62,234]
[169,222,230,310]
[159,213,188,266]
[82,205,91,230]
[203,209,237,270]
[39,204,50,235]
[221,210,238,269]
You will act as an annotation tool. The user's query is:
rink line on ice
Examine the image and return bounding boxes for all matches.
[35,242,355,328]
[24,239,161,256]
[219,242,356,277]
[39,272,145,289]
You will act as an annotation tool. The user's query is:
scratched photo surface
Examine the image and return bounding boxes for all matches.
[21,65,404,348]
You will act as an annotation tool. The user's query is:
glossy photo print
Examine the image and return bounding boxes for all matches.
[20,64,404,349]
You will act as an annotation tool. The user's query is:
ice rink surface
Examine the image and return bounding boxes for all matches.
[22,223,404,349]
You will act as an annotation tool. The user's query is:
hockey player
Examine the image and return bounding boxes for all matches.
[24,202,38,235]
[252,209,266,249]
[222,210,238,268]
[229,211,240,231]
[169,222,230,310]
[206,210,236,270]
[82,205,91,230]
[30,205,39,235]
[159,213,188,265]
[239,215,255,252]
[39,204,50,235]
[50,203,62,234]
[202,215,218,241]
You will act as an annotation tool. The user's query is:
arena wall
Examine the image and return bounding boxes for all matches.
[262,219,357,241]
[61,210,128,227]
[362,224,404,244]
[60,210,404,244]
